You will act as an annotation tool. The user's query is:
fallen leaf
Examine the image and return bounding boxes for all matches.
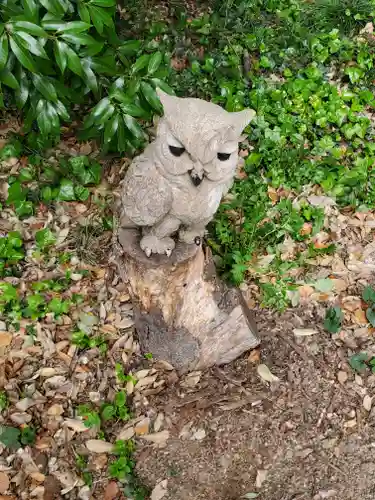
[293,328,318,336]
[363,395,372,411]
[248,349,260,363]
[140,430,169,446]
[255,469,267,488]
[192,429,206,441]
[104,481,119,500]
[257,364,279,383]
[343,418,356,428]
[354,308,368,325]
[242,494,259,499]
[135,417,150,436]
[313,278,333,293]
[337,371,348,384]
[0,333,12,347]
[151,480,168,500]
[85,440,114,453]
[0,473,10,494]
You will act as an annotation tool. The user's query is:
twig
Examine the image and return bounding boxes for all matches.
[275,330,313,367]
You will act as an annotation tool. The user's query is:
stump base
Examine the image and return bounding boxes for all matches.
[115,229,259,373]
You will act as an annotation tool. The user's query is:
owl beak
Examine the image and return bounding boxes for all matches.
[188,161,204,187]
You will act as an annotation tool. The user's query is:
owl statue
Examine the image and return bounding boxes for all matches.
[120,90,255,256]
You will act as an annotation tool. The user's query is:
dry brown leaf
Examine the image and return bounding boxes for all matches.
[293,328,318,336]
[151,480,168,500]
[353,309,368,325]
[140,430,170,446]
[337,371,348,384]
[0,333,12,347]
[104,481,120,500]
[363,395,372,411]
[135,417,150,435]
[248,348,260,363]
[0,473,10,494]
[85,440,114,453]
[298,285,314,301]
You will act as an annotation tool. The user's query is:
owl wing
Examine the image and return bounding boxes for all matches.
[122,157,173,227]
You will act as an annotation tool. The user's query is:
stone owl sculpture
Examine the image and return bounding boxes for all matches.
[120,90,256,256]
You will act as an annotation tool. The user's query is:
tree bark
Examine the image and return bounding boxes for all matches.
[115,228,259,373]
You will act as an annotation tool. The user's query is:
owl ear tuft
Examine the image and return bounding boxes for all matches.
[156,88,177,116]
[230,109,256,137]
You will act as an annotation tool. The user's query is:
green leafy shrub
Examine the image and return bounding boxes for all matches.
[0,0,171,151]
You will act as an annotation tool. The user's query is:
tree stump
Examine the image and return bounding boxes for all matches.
[115,228,259,373]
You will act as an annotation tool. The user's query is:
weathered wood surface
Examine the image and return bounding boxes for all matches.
[115,228,259,373]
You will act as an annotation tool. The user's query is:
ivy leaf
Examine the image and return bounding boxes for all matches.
[345,66,364,84]
[362,286,375,305]
[9,36,37,73]
[48,297,70,315]
[57,179,76,201]
[0,425,21,448]
[35,228,56,248]
[349,352,369,373]
[323,306,343,333]
[115,391,126,408]
[0,34,8,71]
[366,307,375,327]
[101,404,116,421]
[74,185,90,201]
[147,51,162,75]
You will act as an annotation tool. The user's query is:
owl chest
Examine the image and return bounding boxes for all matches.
[170,180,224,224]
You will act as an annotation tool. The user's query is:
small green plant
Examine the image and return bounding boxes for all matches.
[0,424,36,448]
[108,439,135,481]
[71,331,108,354]
[75,454,93,487]
[115,363,136,384]
[101,391,131,422]
[362,286,375,326]
[77,404,101,429]
[144,352,153,360]
[0,391,8,412]
[0,231,24,277]
[324,306,343,333]
[20,425,36,446]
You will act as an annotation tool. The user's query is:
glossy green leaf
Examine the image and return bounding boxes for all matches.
[15,69,29,109]
[56,21,91,33]
[117,116,126,152]
[140,81,162,113]
[13,32,49,59]
[147,51,162,75]
[87,5,113,34]
[91,0,115,5]
[60,33,96,46]
[97,104,115,127]
[54,40,67,74]
[150,78,174,95]
[13,21,48,37]
[91,97,110,119]
[42,21,67,31]
[118,40,141,56]
[103,113,119,144]
[32,73,57,102]
[0,69,19,89]
[9,36,37,73]
[57,179,76,201]
[131,53,150,74]
[54,100,70,120]
[82,60,98,97]
[39,0,65,16]
[36,100,51,136]
[77,2,90,23]
[0,34,9,71]
[22,0,39,21]
[123,113,144,140]
[65,45,83,76]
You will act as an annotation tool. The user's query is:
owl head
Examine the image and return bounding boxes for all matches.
[153,90,256,184]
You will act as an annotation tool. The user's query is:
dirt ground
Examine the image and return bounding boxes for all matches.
[135,305,375,500]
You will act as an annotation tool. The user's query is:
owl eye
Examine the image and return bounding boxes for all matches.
[217,152,231,161]
[169,145,185,157]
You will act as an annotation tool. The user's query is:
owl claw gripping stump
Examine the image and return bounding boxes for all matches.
[120,89,255,257]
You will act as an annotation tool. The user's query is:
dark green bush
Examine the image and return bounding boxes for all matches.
[0,0,172,152]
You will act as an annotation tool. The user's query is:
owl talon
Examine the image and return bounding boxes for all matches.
[145,248,152,258]
[166,249,172,257]
[140,235,175,257]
